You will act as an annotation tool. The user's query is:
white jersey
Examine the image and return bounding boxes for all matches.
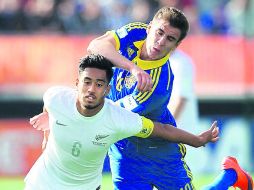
[168,50,200,175]
[24,86,145,190]
[168,50,199,131]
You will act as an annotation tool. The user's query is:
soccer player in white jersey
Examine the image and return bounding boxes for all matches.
[25,54,219,190]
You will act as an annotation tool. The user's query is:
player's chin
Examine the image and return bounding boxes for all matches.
[84,103,96,109]
[85,101,102,110]
[150,52,164,61]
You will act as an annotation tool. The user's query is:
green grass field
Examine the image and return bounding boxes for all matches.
[1,173,251,190]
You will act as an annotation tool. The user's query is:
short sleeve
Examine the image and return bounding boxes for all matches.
[135,116,154,138]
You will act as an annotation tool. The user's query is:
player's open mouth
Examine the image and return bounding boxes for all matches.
[152,47,160,53]
[85,95,96,100]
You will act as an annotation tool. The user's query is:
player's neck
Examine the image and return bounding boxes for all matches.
[140,42,149,60]
[76,101,104,117]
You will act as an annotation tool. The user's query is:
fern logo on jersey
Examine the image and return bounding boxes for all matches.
[92,134,109,146]
[95,135,109,141]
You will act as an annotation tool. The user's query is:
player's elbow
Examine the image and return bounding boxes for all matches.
[87,40,97,54]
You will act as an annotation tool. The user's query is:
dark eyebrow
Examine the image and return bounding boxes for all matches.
[83,77,106,83]
[158,28,177,41]
[83,77,92,81]
[167,35,177,41]
[158,28,164,33]
[96,79,106,83]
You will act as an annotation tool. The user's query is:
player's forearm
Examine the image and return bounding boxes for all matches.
[152,122,203,147]
[87,38,135,72]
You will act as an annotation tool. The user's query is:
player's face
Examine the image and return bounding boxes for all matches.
[145,19,181,60]
[76,68,109,116]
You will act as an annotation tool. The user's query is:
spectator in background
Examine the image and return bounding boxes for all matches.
[196,0,229,34]
[0,0,25,32]
[0,0,253,37]
[155,0,202,34]
[55,0,83,34]
[100,0,132,30]
[167,49,198,132]
[78,0,106,34]
[244,0,254,37]
[167,49,201,177]
[129,0,151,22]
[22,0,59,33]
[224,0,249,36]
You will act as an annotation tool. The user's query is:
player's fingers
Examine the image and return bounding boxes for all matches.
[209,120,217,131]
[32,121,44,130]
[212,126,219,136]
[211,137,219,142]
[32,123,38,129]
[30,119,35,125]
[140,74,153,92]
[147,74,153,90]
[136,74,143,92]
[30,112,46,124]
[30,118,39,126]
[30,116,38,125]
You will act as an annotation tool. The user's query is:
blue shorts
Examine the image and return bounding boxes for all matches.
[108,137,195,190]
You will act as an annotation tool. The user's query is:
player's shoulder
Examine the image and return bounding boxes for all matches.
[115,22,147,41]
[45,86,74,97]
[123,22,148,31]
[44,86,76,106]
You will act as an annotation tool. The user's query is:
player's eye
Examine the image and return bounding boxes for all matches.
[157,30,163,36]
[96,82,104,87]
[83,80,91,85]
[167,36,176,42]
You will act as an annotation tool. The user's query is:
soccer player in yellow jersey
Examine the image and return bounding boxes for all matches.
[87,6,253,190]
[88,6,195,189]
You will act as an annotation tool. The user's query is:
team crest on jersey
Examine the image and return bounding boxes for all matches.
[124,74,136,89]
[127,47,135,57]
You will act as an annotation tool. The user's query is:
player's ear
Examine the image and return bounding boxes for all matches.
[104,85,111,96]
[175,40,182,48]
[169,42,181,54]
[146,21,152,33]
[75,78,79,87]
[169,47,176,55]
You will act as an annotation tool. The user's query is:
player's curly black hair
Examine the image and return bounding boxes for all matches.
[79,54,113,83]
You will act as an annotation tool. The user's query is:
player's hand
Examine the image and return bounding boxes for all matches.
[197,121,219,147]
[30,112,49,131]
[130,65,153,92]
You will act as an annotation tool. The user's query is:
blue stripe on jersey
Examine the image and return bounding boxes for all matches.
[135,67,161,104]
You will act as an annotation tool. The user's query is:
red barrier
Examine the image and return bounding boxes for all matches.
[0,119,43,176]
[0,35,253,97]
[179,36,251,97]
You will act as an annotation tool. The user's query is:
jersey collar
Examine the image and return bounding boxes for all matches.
[133,40,170,70]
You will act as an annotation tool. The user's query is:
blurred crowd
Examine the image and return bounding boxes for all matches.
[0,0,254,37]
